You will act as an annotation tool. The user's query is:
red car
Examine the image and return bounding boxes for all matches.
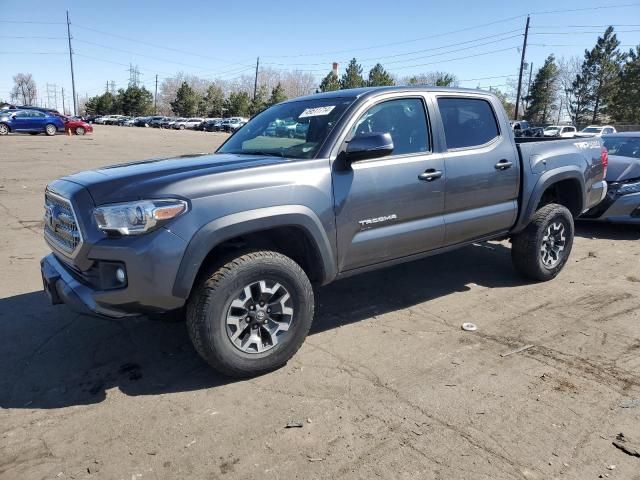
[60,116,93,135]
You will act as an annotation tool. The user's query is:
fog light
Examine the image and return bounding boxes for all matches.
[115,267,126,284]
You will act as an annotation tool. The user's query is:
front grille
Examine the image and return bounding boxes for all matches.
[44,190,82,256]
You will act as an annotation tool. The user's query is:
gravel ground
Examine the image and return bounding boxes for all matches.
[1,125,639,480]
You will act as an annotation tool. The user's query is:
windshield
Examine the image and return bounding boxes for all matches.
[603,136,640,159]
[544,126,559,132]
[217,97,355,159]
[582,127,602,133]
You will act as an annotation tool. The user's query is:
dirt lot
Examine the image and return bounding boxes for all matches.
[1,126,639,480]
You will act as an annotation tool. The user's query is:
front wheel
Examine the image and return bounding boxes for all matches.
[511,203,574,281]
[0,124,9,135]
[75,126,86,135]
[44,124,57,136]
[186,251,314,378]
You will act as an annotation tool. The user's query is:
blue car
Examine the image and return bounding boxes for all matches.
[0,109,65,136]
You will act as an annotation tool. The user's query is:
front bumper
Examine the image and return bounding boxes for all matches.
[41,224,189,318]
[41,180,190,319]
[41,253,136,318]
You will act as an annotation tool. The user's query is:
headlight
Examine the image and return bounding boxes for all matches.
[94,199,187,235]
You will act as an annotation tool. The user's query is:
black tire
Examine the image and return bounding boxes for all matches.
[44,123,57,136]
[179,125,185,130]
[511,203,574,281]
[75,126,86,135]
[0,123,9,135]
[186,250,314,378]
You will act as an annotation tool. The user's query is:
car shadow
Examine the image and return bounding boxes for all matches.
[575,221,640,241]
[0,242,526,410]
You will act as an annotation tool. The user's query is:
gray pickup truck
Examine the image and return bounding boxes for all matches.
[41,86,607,377]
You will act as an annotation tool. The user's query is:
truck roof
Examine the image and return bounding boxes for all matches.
[285,85,495,104]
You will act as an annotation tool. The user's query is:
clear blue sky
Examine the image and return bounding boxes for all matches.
[2,0,639,109]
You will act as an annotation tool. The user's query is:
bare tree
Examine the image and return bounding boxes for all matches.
[11,73,37,105]
[558,56,585,125]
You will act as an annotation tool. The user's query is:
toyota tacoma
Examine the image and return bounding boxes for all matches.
[41,86,608,377]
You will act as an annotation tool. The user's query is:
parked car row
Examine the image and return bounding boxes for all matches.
[88,115,249,133]
[511,121,618,139]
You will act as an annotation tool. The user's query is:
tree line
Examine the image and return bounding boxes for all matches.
[82,80,289,118]
[523,26,639,126]
[318,58,458,91]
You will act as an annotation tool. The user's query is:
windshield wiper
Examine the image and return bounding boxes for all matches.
[228,150,284,158]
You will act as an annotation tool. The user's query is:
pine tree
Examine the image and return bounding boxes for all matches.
[319,72,340,92]
[224,91,251,117]
[340,58,366,89]
[584,26,625,122]
[524,55,559,124]
[610,45,640,123]
[368,63,395,86]
[170,81,200,116]
[249,86,268,116]
[199,84,225,117]
[567,69,593,127]
[268,83,287,106]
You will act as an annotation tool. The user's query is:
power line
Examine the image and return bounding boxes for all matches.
[0,19,65,24]
[262,29,523,67]
[530,29,640,34]
[73,38,213,70]
[262,14,527,59]
[72,23,253,68]
[528,2,640,15]
[0,51,66,54]
[0,35,67,39]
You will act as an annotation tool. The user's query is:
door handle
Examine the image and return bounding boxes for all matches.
[418,169,443,182]
[495,159,513,170]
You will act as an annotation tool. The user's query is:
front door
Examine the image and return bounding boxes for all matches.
[333,96,445,272]
[11,110,32,131]
[435,96,520,245]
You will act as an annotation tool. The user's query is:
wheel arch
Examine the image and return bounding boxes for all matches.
[172,206,337,299]
[514,167,585,233]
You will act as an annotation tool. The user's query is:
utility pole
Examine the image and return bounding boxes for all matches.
[61,87,66,115]
[253,57,260,100]
[526,62,533,109]
[154,74,158,114]
[514,15,530,120]
[66,10,77,116]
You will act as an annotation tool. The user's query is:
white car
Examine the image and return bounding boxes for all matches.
[576,125,617,138]
[543,125,577,138]
[174,117,204,130]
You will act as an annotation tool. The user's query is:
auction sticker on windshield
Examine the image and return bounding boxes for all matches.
[299,106,336,118]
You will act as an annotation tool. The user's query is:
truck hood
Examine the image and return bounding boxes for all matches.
[607,154,640,182]
[61,152,293,205]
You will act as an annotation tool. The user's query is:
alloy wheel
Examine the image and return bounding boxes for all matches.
[225,280,294,354]
[540,221,566,268]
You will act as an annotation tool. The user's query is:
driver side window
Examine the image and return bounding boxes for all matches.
[351,98,430,156]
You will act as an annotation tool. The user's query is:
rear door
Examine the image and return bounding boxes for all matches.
[30,111,47,131]
[435,95,519,245]
[333,95,446,272]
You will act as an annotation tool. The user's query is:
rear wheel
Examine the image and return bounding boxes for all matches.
[179,125,185,130]
[511,203,574,281]
[186,250,314,378]
[0,124,9,135]
[44,124,57,136]
[75,126,86,135]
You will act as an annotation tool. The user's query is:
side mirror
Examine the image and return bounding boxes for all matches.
[345,132,394,162]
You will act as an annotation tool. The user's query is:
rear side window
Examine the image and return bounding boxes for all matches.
[437,97,500,149]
